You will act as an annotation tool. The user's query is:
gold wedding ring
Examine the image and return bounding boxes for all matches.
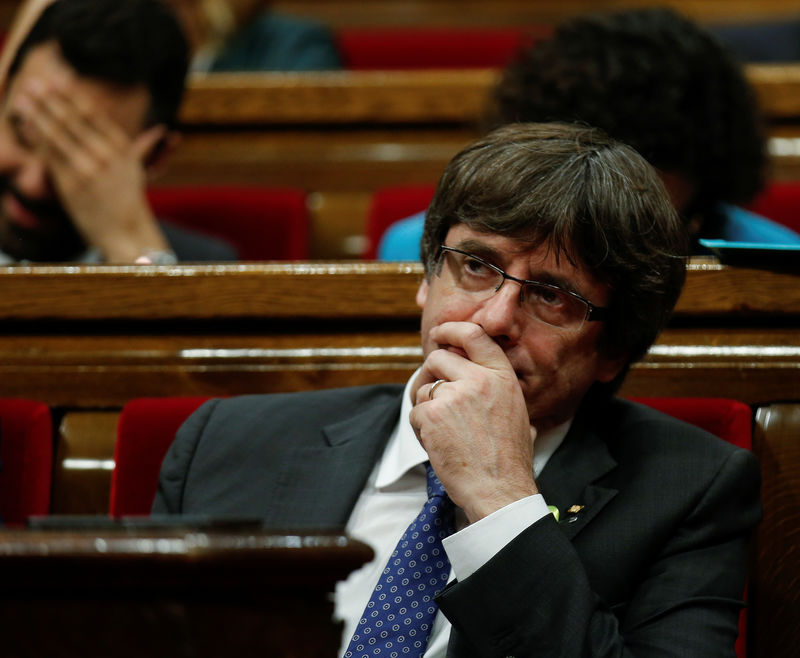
[429,379,447,400]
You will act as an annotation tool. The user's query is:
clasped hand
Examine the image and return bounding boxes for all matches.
[409,321,538,524]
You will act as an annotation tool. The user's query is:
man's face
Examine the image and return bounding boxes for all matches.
[417,223,624,431]
[0,42,151,261]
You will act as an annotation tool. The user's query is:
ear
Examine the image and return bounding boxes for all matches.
[143,130,181,182]
[416,279,429,310]
[595,352,628,384]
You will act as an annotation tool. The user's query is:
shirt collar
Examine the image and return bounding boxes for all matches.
[375,369,428,489]
[375,368,572,490]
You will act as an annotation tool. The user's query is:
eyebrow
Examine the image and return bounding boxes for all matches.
[450,238,585,297]
[451,238,503,262]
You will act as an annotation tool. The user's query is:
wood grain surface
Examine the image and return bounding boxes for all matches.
[271,0,800,27]
[751,403,800,658]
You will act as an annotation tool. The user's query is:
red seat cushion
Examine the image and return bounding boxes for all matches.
[0,398,52,525]
[147,185,310,260]
[745,181,800,234]
[364,184,436,258]
[337,27,550,70]
[630,397,752,449]
[110,397,210,517]
[630,396,751,658]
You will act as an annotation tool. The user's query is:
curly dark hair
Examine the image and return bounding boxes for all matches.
[489,8,766,239]
[421,122,687,387]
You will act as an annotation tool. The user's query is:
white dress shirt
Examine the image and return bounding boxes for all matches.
[334,369,571,657]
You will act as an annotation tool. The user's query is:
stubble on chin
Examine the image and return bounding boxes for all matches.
[0,184,85,261]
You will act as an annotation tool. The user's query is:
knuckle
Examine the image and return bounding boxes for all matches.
[464,323,486,342]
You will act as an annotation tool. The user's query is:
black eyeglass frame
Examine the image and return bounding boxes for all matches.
[436,245,610,326]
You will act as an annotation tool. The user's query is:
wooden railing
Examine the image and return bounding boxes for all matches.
[2,0,799,31]
[0,259,796,408]
[272,0,800,27]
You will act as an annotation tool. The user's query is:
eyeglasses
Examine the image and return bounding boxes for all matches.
[435,246,609,331]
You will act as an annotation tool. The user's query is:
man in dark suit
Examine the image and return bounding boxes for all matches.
[0,0,236,264]
[154,123,761,656]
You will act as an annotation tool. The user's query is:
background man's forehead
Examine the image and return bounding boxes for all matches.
[14,43,152,135]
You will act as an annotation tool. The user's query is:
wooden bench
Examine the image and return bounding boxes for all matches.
[1,0,799,31]
[271,0,800,27]
[751,402,800,658]
[165,66,800,258]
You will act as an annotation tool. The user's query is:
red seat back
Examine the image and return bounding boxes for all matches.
[629,396,752,658]
[0,398,52,525]
[147,185,310,260]
[109,397,210,517]
[364,184,436,258]
[337,27,549,70]
[629,396,752,449]
[745,181,800,234]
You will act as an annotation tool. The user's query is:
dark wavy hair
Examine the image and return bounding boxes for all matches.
[421,122,687,386]
[489,8,766,239]
[8,0,189,129]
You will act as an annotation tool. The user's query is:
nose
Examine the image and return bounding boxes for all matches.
[470,279,525,345]
[14,156,49,200]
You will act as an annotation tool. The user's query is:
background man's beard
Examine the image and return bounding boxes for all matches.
[0,180,87,261]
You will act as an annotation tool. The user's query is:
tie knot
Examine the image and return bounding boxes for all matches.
[425,462,448,501]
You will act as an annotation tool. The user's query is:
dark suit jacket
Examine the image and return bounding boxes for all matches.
[153,385,761,657]
[208,12,342,73]
[160,222,238,262]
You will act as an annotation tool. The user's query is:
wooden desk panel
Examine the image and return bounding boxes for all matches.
[179,67,800,124]
[0,260,797,320]
[0,527,371,657]
[0,261,796,408]
[181,70,499,124]
[2,0,799,33]
[1,326,796,409]
[751,403,800,658]
[271,0,800,27]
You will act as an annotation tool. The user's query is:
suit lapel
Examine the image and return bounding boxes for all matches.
[537,409,618,540]
[261,389,403,529]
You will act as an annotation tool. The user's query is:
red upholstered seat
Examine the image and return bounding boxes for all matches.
[364,184,436,258]
[627,397,752,449]
[0,398,52,525]
[628,396,752,658]
[336,27,550,70]
[109,396,210,517]
[746,181,800,234]
[147,185,310,260]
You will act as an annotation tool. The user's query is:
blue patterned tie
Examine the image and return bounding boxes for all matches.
[345,462,456,658]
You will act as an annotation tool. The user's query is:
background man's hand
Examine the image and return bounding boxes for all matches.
[409,321,538,523]
[16,77,170,262]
